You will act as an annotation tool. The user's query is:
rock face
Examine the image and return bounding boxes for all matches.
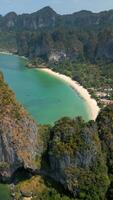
[97,105,113,173]
[47,117,109,199]
[0,72,38,181]
[1,7,113,62]
[96,105,113,200]
[0,68,112,199]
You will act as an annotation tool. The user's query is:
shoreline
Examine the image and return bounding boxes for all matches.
[0,51,28,60]
[0,51,13,55]
[0,50,100,120]
[38,68,100,121]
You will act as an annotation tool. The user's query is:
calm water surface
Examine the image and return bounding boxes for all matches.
[0,54,90,124]
[0,53,91,199]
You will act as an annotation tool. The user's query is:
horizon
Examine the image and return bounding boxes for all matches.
[1,0,113,16]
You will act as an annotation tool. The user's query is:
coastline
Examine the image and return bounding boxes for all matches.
[0,51,13,55]
[0,50,100,120]
[38,68,100,121]
[0,51,28,60]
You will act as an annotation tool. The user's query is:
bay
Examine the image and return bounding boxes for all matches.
[0,53,91,199]
[0,54,90,124]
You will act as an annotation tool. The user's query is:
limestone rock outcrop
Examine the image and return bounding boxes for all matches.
[0,72,38,181]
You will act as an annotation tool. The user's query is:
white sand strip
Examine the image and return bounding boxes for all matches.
[0,51,13,55]
[38,68,100,121]
[0,51,28,60]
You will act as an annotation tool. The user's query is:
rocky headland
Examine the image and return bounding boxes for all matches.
[0,72,39,182]
[0,71,113,200]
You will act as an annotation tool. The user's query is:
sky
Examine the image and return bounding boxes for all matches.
[1,0,113,15]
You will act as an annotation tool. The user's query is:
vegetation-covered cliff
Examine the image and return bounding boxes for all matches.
[1,7,113,63]
[13,105,113,200]
[47,117,109,199]
[1,70,113,199]
[1,6,113,200]
[0,72,39,182]
[1,6,113,105]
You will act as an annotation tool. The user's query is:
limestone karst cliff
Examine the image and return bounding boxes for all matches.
[1,70,113,199]
[1,7,113,62]
[0,72,38,181]
[46,117,110,199]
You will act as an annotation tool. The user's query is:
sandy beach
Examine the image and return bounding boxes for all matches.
[0,51,28,60]
[0,51,13,55]
[38,68,100,121]
[0,50,100,120]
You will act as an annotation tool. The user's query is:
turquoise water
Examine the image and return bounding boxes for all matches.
[0,184,12,200]
[0,54,90,124]
[0,53,91,199]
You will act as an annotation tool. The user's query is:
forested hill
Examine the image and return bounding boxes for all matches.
[1,6,113,62]
[1,69,113,200]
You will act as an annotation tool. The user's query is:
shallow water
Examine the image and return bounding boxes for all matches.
[0,54,90,124]
[0,53,92,199]
[0,184,12,200]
